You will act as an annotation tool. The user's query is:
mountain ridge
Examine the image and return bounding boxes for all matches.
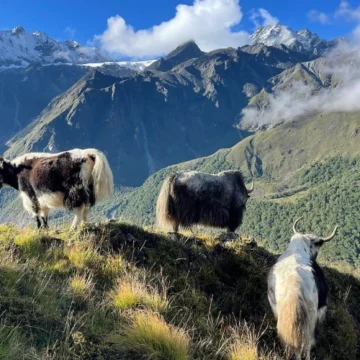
[0,25,112,66]
[4,45,285,185]
[250,24,344,56]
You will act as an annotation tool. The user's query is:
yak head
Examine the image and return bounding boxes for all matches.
[230,171,254,199]
[291,217,338,260]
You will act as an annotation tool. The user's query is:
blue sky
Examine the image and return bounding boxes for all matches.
[1,0,359,58]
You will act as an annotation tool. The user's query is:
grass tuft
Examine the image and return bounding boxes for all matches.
[13,231,43,257]
[227,337,259,360]
[69,273,94,298]
[66,243,102,270]
[113,311,189,360]
[109,275,168,312]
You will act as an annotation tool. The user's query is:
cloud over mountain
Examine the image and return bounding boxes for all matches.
[96,0,253,58]
[240,40,360,128]
[250,8,279,27]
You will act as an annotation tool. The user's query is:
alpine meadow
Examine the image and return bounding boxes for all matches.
[0,0,360,359]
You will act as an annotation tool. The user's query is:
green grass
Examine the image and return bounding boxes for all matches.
[0,222,358,359]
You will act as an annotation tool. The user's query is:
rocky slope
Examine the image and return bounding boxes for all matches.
[0,63,87,150]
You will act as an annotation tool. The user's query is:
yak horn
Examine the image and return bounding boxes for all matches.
[320,226,338,242]
[293,217,303,234]
[247,181,254,194]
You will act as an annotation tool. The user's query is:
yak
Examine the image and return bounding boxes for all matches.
[0,148,114,229]
[156,170,253,234]
[267,218,338,360]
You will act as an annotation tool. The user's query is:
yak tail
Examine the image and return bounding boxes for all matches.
[84,149,114,202]
[156,174,176,230]
[277,291,313,354]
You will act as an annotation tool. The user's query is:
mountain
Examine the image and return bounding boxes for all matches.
[147,41,204,72]
[0,63,87,150]
[241,43,312,68]
[251,24,341,56]
[0,26,112,67]
[1,25,359,268]
[4,46,284,186]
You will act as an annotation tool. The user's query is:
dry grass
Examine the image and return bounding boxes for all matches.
[113,311,190,360]
[109,273,168,312]
[225,323,261,360]
[69,273,94,298]
[66,242,102,270]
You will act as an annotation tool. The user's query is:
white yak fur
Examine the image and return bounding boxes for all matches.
[11,148,114,202]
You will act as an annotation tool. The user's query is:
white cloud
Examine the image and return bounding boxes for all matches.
[335,1,360,21]
[95,0,251,58]
[240,41,360,128]
[307,10,331,25]
[64,26,76,39]
[351,24,360,42]
[250,8,279,27]
[310,1,360,25]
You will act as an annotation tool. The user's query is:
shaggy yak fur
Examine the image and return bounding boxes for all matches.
[267,218,338,360]
[0,148,113,229]
[156,170,253,233]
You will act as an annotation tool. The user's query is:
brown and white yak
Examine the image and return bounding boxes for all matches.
[0,148,114,229]
[156,170,253,234]
[268,218,338,360]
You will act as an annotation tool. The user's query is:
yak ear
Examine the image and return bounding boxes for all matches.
[0,157,4,168]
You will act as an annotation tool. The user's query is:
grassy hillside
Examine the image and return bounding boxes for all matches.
[0,112,359,265]
[0,222,358,359]
[111,112,360,265]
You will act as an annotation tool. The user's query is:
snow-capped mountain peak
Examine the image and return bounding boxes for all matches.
[250,24,323,52]
[0,26,113,67]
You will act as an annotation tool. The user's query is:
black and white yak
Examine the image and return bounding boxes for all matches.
[0,148,114,229]
[267,218,338,360]
[156,170,253,234]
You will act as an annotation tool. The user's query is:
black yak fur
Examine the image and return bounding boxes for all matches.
[0,149,113,229]
[156,170,252,233]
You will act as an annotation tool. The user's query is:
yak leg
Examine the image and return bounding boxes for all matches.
[20,192,42,229]
[41,217,49,229]
[294,350,302,360]
[40,207,49,229]
[83,206,90,222]
[173,221,179,233]
[167,222,179,235]
[35,216,42,229]
[71,206,85,230]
